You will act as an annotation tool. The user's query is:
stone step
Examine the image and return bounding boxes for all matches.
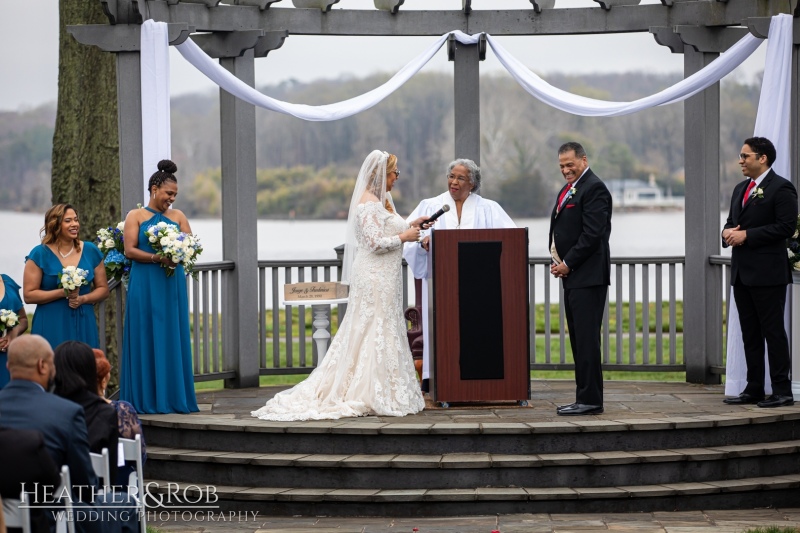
[143,440,800,491]
[143,474,800,503]
[141,409,800,434]
[141,410,800,455]
[147,439,800,467]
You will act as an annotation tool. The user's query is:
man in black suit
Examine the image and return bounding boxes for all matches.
[721,137,797,408]
[549,142,612,416]
[0,335,103,533]
[0,426,61,533]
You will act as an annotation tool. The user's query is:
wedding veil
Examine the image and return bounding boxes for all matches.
[341,149,392,285]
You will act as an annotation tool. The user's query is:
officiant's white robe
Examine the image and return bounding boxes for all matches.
[403,191,516,380]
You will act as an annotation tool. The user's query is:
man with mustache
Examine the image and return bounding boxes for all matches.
[549,142,612,416]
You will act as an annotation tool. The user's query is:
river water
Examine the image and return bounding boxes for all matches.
[2,210,727,310]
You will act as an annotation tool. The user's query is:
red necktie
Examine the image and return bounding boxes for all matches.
[742,180,756,206]
[556,185,570,213]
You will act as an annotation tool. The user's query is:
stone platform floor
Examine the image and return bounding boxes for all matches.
[150,508,800,533]
[179,380,792,423]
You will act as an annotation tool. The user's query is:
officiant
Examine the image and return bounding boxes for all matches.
[403,158,516,393]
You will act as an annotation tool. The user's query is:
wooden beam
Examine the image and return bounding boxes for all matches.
[141,0,792,36]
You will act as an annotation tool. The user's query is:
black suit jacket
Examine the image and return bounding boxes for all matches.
[723,169,798,286]
[549,169,613,289]
[0,380,98,493]
[0,426,61,533]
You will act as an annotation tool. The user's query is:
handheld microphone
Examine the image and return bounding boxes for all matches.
[423,204,450,227]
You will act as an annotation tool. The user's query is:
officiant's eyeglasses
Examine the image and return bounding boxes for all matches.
[447,174,468,184]
[738,152,759,160]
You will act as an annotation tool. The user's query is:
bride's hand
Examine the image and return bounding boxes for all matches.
[400,226,421,243]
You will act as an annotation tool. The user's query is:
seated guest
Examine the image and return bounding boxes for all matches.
[54,341,119,483]
[93,349,147,485]
[403,158,516,392]
[0,426,60,533]
[0,335,103,533]
[0,273,28,389]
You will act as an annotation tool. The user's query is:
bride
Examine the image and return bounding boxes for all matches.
[252,150,429,421]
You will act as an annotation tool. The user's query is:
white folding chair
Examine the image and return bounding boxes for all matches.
[119,434,146,533]
[3,492,32,533]
[89,448,111,491]
[55,465,76,533]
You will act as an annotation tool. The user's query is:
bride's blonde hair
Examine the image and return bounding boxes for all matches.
[367,153,397,213]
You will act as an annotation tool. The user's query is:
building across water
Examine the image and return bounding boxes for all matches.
[606,175,685,211]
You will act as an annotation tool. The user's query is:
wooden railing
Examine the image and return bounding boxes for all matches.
[101,255,687,382]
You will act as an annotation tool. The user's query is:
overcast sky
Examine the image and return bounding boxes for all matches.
[0,0,767,112]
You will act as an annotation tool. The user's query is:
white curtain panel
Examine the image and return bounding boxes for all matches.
[485,32,764,117]
[724,14,794,397]
[140,19,172,205]
[173,30,479,121]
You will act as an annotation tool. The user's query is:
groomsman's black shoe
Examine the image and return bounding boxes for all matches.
[557,402,577,411]
[757,395,795,408]
[722,393,764,405]
[421,379,429,393]
[557,404,603,416]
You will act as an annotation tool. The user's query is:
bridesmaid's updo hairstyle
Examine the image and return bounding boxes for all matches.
[41,203,82,253]
[148,159,178,195]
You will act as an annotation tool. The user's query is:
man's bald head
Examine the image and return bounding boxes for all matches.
[7,335,55,388]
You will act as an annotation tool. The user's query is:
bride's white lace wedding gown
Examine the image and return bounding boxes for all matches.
[252,201,425,421]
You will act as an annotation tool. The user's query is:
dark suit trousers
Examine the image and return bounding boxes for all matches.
[564,285,607,405]
[733,283,792,397]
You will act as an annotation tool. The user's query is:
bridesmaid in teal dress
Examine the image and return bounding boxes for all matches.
[0,274,29,388]
[23,204,109,350]
[120,159,198,414]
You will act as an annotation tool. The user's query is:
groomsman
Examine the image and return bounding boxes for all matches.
[722,137,797,408]
[549,142,612,416]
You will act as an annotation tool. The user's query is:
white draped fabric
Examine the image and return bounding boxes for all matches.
[139,15,796,393]
[724,14,794,397]
[485,33,764,117]
[140,20,172,204]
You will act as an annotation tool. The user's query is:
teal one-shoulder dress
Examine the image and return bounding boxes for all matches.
[120,207,198,414]
[25,242,103,350]
[0,274,25,388]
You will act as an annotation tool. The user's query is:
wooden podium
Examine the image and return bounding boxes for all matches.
[429,228,530,404]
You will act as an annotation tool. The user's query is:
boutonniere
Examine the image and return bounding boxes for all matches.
[750,187,764,200]
[569,186,577,197]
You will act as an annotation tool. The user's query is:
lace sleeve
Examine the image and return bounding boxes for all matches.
[357,203,402,255]
[114,400,148,462]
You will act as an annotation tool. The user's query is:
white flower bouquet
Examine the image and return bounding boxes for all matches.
[145,221,203,278]
[0,309,19,336]
[788,214,800,272]
[58,266,90,296]
[96,222,131,288]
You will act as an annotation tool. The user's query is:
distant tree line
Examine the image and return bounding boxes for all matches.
[1,71,761,218]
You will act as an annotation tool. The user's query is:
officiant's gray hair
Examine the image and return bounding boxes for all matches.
[447,158,481,193]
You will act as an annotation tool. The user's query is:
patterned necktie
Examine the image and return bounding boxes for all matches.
[742,180,756,206]
[556,185,570,213]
